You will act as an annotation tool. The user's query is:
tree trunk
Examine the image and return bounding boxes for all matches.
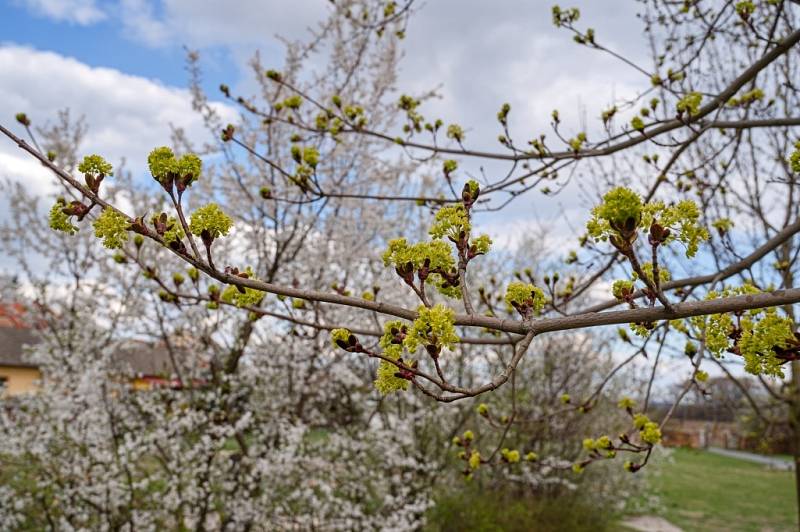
[792,360,800,527]
[780,244,799,527]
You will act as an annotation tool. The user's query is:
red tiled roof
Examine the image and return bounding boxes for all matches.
[0,303,201,376]
[0,303,31,329]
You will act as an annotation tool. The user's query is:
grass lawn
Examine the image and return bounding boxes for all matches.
[649,448,797,531]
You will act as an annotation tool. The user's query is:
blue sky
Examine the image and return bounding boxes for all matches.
[1,0,239,93]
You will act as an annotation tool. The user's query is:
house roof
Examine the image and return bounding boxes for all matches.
[112,341,186,377]
[0,301,198,377]
[0,325,188,377]
[0,302,32,329]
[0,326,39,368]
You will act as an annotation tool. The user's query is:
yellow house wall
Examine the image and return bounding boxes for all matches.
[132,377,153,391]
[0,365,41,397]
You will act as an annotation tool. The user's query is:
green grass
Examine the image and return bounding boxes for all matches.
[650,448,797,532]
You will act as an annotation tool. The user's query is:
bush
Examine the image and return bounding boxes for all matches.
[425,483,616,532]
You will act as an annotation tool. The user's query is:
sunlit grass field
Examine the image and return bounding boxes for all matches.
[649,448,796,531]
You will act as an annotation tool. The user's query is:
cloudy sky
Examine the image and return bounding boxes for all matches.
[0,0,649,224]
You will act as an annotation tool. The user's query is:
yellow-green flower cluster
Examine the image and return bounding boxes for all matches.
[471,234,492,255]
[447,124,465,143]
[691,284,794,376]
[189,203,233,240]
[588,187,708,257]
[291,145,320,170]
[382,238,454,271]
[728,88,763,107]
[468,451,481,469]
[640,422,662,444]
[49,199,78,235]
[497,103,511,125]
[147,146,202,185]
[460,178,479,200]
[282,95,302,110]
[617,397,636,409]
[504,281,546,315]
[429,205,470,240]
[586,187,643,240]
[612,280,634,300]
[642,199,708,258]
[177,153,202,180]
[712,218,734,234]
[790,142,800,174]
[148,147,175,179]
[705,310,735,354]
[302,146,319,168]
[93,208,130,249]
[378,321,406,358]
[331,328,354,350]
[735,0,756,18]
[629,322,654,338]
[676,92,703,117]
[78,154,113,177]
[370,321,410,394]
[552,5,580,27]
[376,356,410,394]
[405,304,459,353]
[632,413,648,429]
[583,435,613,451]
[633,413,662,445]
[383,238,461,299]
[152,214,184,245]
[220,272,265,308]
[568,132,587,152]
[382,238,460,298]
[636,262,671,285]
[738,312,795,377]
[501,448,521,463]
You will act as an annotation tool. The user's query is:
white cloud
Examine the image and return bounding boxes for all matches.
[118,0,170,47]
[119,0,323,49]
[14,0,107,25]
[0,152,54,197]
[0,45,236,192]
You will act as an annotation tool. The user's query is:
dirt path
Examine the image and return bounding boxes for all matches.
[707,447,794,471]
[621,516,683,532]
